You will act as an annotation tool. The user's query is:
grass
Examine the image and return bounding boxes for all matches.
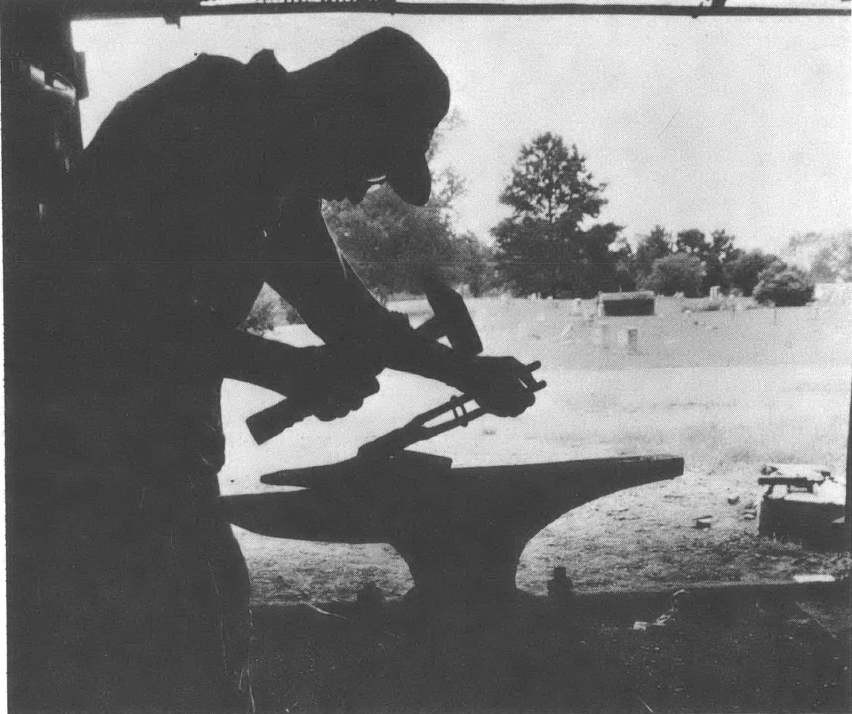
[220,297,852,605]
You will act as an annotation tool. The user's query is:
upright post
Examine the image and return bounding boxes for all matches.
[846,372,851,531]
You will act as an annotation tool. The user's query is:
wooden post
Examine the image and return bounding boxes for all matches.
[847,372,851,532]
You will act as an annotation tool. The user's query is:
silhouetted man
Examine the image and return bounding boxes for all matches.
[19,27,534,712]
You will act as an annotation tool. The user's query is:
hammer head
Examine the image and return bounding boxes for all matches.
[422,273,483,356]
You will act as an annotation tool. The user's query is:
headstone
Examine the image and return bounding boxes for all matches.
[595,322,611,349]
[619,327,639,353]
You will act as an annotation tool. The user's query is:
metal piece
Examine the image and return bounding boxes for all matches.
[759,463,831,493]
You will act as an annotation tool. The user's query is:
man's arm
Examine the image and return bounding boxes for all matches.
[260,194,472,386]
[258,192,534,417]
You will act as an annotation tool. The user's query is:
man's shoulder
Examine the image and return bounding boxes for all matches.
[129,53,256,102]
[87,51,289,148]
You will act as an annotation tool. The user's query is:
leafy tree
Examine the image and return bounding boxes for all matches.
[493,133,621,297]
[633,225,673,282]
[723,250,781,296]
[754,266,815,306]
[611,236,637,292]
[641,253,705,297]
[325,183,463,301]
[675,229,710,262]
[499,133,605,224]
[242,283,303,333]
[704,229,740,292]
[579,222,631,294]
[452,232,500,297]
[668,228,742,293]
[323,113,491,300]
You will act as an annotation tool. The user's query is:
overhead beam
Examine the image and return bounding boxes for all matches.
[47,0,852,22]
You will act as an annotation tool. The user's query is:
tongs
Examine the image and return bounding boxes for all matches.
[357,361,546,459]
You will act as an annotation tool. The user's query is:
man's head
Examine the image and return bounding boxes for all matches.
[295,28,450,206]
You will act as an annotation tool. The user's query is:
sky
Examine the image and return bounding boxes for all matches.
[71,12,851,254]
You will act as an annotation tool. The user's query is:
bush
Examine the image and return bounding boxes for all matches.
[723,250,781,297]
[753,266,814,307]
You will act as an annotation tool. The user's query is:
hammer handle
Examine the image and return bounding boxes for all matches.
[246,398,313,445]
[247,317,452,445]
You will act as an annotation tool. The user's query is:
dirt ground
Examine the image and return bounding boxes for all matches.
[246,587,850,714]
[220,297,851,606]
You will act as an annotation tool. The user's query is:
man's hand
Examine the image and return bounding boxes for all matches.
[293,346,382,422]
[458,356,537,417]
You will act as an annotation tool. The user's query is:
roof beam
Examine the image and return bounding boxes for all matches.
[55,1,851,22]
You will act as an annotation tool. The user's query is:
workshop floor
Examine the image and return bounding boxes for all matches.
[248,588,850,714]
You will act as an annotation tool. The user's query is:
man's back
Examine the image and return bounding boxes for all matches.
[71,53,282,262]
[29,52,297,371]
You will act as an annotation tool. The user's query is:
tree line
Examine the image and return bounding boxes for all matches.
[629,225,814,306]
[248,124,847,330]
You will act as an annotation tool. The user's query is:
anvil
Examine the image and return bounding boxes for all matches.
[221,450,684,607]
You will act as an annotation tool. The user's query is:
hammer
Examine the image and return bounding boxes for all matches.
[414,272,483,357]
[246,277,483,445]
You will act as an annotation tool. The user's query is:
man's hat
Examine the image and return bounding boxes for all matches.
[330,27,450,206]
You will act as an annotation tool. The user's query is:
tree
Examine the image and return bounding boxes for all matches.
[669,228,743,294]
[323,112,490,300]
[633,225,673,282]
[723,250,781,296]
[578,222,631,294]
[704,229,740,292]
[675,229,710,262]
[325,183,463,300]
[493,133,621,298]
[641,253,705,297]
[754,266,815,306]
[611,235,637,292]
[242,283,303,333]
[452,232,500,297]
